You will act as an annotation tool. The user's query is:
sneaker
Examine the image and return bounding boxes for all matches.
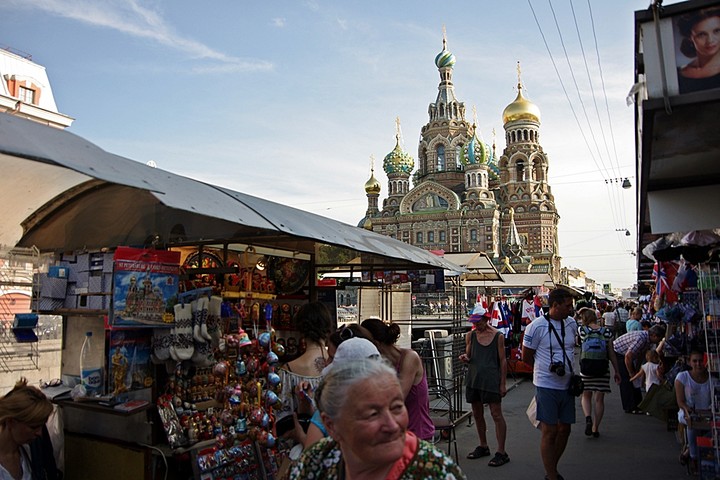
[584,416,592,436]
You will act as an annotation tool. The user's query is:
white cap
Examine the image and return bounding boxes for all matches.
[322,338,380,376]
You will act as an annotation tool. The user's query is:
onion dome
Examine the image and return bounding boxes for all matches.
[364,171,381,194]
[434,36,455,69]
[383,137,414,175]
[357,216,373,230]
[502,83,541,125]
[462,127,488,165]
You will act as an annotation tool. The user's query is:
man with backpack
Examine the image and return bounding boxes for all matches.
[576,307,621,437]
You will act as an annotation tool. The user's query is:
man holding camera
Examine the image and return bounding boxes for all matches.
[522,289,578,480]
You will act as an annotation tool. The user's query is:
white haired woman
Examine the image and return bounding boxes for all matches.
[289,357,466,480]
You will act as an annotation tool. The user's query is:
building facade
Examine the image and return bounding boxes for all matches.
[358,36,561,281]
[0,46,73,128]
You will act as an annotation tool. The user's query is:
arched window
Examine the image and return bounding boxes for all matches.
[455,145,463,169]
[437,145,445,171]
[516,160,526,181]
[470,229,478,242]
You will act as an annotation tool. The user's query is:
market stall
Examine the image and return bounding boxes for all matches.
[0,112,465,479]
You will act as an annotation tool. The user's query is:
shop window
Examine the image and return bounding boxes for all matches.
[416,232,423,244]
[18,86,35,104]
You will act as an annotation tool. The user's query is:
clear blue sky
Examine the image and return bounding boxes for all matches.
[1,0,653,289]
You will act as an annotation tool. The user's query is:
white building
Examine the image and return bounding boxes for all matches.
[0,46,73,128]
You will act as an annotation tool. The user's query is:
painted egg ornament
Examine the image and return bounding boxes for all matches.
[261,412,271,428]
[258,331,271,349]
[273,382,283,394]
[212,361,228,377]
[265,432,276,448]
[267,372,281,387]
[264,390,279,405]
[273,342,285,357]
[267,351,279,365]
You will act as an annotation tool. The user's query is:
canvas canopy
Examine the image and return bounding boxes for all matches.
[0,113,465,273]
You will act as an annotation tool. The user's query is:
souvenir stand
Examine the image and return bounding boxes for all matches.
[0,112,464,480]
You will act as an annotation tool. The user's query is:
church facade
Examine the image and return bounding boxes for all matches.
[358,36,561,281]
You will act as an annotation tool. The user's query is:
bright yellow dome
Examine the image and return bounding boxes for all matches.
[364,173,381,194]
[502,86,541,125]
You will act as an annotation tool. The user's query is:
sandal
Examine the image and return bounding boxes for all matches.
[467,446,490,459]
[488,452,510,467]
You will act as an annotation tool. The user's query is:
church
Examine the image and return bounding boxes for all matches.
[358,34,561,282]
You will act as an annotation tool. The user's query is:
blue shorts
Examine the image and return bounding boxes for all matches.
[536,386,575,425]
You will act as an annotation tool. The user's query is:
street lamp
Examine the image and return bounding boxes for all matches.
[604,178,632,189]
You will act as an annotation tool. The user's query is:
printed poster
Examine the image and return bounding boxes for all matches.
[112,247,180,327]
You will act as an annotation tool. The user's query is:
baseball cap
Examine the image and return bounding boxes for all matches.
[321,338,380,376]
[468,303,491,323]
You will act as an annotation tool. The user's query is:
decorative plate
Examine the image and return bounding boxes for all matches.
[268,257,309,295]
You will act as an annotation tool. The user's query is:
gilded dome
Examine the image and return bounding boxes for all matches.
[383,137,414,175]
[364,172,381,194]
[502,85,541,124]
[462,128,489,165]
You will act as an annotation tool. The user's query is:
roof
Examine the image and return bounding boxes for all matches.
[464,272,553,288]
[440,252,503,281]
[0,113,465,273]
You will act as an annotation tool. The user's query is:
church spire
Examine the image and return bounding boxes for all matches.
[431,29,464,122]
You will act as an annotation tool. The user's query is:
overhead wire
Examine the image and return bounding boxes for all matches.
[568,0,630,251]
[529,0,634,256]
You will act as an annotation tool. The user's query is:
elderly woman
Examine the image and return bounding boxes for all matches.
[289,358,466,480]
[0,378,56,480]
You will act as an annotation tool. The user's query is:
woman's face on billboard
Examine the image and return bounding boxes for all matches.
[691,16,720,59]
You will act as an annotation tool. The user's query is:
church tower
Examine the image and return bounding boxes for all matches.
[415,29,471,194]
[498,63,560,276]
[358,155,381,230]
[382,118,414,217]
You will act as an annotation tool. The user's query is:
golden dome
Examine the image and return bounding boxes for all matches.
[364,172,381,194]
[502,85,541,125]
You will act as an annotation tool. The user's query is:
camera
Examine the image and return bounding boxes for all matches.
[549,361,566,377]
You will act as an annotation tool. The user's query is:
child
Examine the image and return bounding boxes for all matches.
[630,349,664,392]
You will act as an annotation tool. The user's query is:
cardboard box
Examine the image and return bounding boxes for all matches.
[40,276,68,299]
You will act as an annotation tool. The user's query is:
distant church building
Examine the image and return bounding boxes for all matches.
[359,34,561,280]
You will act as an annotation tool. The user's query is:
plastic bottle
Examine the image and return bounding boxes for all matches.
[80,331,103,396]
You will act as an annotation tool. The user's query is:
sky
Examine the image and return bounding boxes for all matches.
[1,0,654,289]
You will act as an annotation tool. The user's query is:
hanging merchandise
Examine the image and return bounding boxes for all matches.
[112,247,181,327]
